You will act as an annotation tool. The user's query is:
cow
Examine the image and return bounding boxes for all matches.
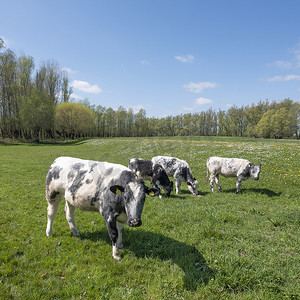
[206,156,261,194]
[45,157,159,260]
[128,158,173,198]
[151,156,199,196]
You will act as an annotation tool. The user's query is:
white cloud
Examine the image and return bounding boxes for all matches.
[184,81,217,93]
[195,97,214,105]
[267,60,292,68]
[71,80,102,94]
[62,67,78,74]
[175,54,194,63]
[140,60,150,65]
[267,74,300,82]
[70,93,83,100]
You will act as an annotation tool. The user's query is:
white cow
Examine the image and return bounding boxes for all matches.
[46,157,159,260]
[206,156,261,193]
[151,156,198,196]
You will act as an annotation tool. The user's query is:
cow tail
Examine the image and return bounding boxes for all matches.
[206,168,209,181]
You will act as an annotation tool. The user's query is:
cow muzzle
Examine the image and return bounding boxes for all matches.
[128,218,142,227]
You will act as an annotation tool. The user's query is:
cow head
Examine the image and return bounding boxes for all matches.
[250,163,261,180]
[187,178,198,196]
[110,180,159,227]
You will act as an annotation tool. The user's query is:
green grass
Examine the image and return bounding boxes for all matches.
[0,137,299,299]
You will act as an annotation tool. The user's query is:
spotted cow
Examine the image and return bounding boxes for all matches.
[128,158,173,198]
[45,157,159,260]
[151,156,199,196]
[206,156,261,194]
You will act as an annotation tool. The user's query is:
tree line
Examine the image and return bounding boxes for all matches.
[1,38,299,140]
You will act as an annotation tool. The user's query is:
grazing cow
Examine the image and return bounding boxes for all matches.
[206,156,261,194]
[46,157,159,260]
[128,158,173,198]
[151,156,199,196]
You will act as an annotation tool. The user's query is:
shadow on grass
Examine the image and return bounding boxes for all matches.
[221,188,281,197]
[0,138,90,146]
[82,228,213,290]
[169,189,210,198]
[28,138,90,146]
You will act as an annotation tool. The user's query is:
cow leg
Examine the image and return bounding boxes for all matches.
[152,181,162,198]
[235,176,242,194]
[103,212,121,260]
[214,175,223,192]
[46,193,62,236]
[64,201,80,236]
[174,178,181,194]
[116,221,125,249]
[209,174,215,193]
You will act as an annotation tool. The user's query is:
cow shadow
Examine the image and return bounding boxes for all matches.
[168,190,210,198]
[82,229,213,290]
[221,188,281,197]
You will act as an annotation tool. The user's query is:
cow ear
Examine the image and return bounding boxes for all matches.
[110,185,125,195]
[145,187,160,197]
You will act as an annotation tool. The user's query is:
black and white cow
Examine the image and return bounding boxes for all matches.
[45,157,159,260]
[151,156,199,196]
[128,158,173,198]
[206,156,261,194]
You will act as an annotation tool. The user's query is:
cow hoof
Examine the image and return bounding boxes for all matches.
[113,252,122,261]
[71,230,80,237]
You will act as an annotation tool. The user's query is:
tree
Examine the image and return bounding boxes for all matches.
[35,61,62,104]
[95,105,106,137]
[116,106,127,137]
[270,107,291,138]
[126,108,134,137]
[62,76,72,103]
[105,107,116,137]
[0,48,18,138]
[254,109,275,138]
[19,90,55,140]
[55,102,95,139]
[0,37,4,49]
[134,108,148,136]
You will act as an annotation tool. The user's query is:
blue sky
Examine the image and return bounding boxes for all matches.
[1,0,300,117]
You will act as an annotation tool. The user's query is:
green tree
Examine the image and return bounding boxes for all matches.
[116,106,127,137]
[134,108,148,136]
[0,48,18,138]
[105,107,116,137]
[55,102,95,139]
[254,109,275,138]
[62,76,72,103]
[19,91,55,140]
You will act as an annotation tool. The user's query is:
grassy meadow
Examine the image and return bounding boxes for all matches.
[0,136,299,299]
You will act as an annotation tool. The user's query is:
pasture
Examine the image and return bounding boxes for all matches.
[0,136,299,299]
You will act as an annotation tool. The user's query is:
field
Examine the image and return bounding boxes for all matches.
[0,136,299,299]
